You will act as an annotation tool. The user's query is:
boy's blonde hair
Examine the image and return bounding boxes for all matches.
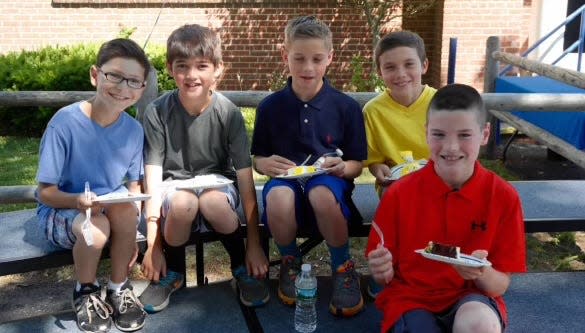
[427,83,487,126]
[166,24,222,66]
[374,30,426,72]
[284,16,333,51]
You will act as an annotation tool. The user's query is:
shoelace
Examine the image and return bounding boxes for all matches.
[116,288,141,314]
[337,262,358,289]
[84,293,113,323]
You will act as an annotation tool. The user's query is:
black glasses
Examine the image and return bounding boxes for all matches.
[97,68,145,89]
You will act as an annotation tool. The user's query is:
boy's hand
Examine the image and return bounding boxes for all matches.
[320,156,345,177]
[370,163,393,186]
[367,244,394,285]
[141,243,167,282]
[254,155,295,177]
[245,243,269,279]
[76,192,102,214]
[452,250,489,280]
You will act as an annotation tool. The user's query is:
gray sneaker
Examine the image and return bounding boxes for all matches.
[106,281,146,332]
[138,270,184,313]
[232,266,270,307]
[329,260,364,317]
[278,256,301,306]
[72,283,113,333]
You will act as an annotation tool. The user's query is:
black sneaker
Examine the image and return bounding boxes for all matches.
[106,280,146,332]
[278,256,301,306]
[232,265,270,307]
[72,283,113,333]
[329,260,364,317]
[138,270,184,313]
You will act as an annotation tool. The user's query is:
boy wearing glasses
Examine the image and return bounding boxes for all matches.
[137,24,269,312]
[36,38,149,332]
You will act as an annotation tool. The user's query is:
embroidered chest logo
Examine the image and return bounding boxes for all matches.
[326,134,333,144]
[471,220,487,231]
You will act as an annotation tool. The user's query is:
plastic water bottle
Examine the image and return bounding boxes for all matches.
[294,263,317,333]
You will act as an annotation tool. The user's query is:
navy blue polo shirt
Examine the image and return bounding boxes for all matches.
[251,78,366,165]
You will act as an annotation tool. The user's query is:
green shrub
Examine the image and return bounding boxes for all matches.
[0,41,169,137]
[347,55,385,92]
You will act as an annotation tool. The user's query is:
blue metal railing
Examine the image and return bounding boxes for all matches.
[500,4,585,75]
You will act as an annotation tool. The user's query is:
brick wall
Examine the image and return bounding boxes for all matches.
[0,0,534,92]
[437,0,533,89]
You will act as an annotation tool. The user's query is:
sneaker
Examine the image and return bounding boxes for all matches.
[367,277,383,299]
[138,270,184,314]
[106,281,146,332]
[278,256,301,306]
[72,283,113,333]
[232,266,270,307]
[329,260,364,317]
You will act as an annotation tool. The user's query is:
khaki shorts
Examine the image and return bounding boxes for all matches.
[160,174,239,233]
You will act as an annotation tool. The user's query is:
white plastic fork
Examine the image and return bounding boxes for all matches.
[82,181,94,246]
[371,220,385,247]
[299,154,312,166]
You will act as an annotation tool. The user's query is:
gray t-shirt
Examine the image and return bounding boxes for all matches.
[138,90,251,182]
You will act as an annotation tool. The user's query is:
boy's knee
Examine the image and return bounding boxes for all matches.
[307,184,333,197]
[266,186,295,202]
[72,215,110,245]
[453,302,502,333]
[308,186,337,208]
[199,192,231,213]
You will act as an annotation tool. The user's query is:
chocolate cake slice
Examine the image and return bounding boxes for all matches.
[425,241,460,259]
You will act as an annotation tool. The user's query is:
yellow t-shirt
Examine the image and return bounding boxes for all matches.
[363,85,437,167]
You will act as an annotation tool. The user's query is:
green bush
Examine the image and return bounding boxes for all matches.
[347,55,385,92]
[0,41,170,137]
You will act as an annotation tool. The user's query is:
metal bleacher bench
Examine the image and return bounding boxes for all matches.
[1,180,585,284]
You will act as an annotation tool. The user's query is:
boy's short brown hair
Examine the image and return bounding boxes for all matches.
[374,30,426,71]
[428,83,487,126]
[284,16,332,51]
[97,38,150,79]
[166,24,222,66]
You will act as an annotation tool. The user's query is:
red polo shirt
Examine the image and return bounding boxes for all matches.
[366,160,526,332]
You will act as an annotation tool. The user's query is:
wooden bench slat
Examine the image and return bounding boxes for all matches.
[2,181,585,280]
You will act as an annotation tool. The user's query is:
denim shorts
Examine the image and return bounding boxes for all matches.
[260,174,358,233]
[40,188,139,249]
[43,208,82,249]
[160,175,239,233]
[391,293,504,333]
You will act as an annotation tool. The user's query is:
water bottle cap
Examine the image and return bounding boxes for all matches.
[301,263,311,272]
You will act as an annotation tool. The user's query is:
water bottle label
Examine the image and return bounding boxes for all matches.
[297,288,317,299]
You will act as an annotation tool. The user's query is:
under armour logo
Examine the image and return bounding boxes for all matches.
[471,221,487,231]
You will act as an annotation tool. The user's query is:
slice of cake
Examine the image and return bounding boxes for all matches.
[287,165,316,176]
[424,241,460,259]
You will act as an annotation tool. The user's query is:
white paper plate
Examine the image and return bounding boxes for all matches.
[94,193,151,204]
[175,178,234,190]
[276,168,328,179]
[414,249,491,268]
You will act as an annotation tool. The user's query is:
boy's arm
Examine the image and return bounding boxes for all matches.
[453,250,511,297]
[253,155,295,178]
[236,167,268,278]
[37,182,94,211]
[320,158,363,180]
[126,180,142,214]
[369,163,393,186]
[141,163,167,282]
[367,245,394,285]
